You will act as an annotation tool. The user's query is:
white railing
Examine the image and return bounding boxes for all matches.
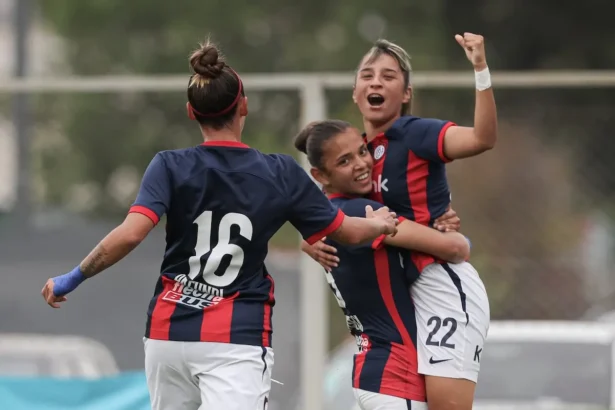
[3,70,614,410]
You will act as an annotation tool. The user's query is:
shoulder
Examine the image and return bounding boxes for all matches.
[264,153,300,168]
[155,147,199,163]
[390,115,448,132]
[387,116,452,144]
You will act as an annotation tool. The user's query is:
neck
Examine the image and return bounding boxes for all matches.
[363,114,401,142]
[201,127,241,143]
[323,187,338,196]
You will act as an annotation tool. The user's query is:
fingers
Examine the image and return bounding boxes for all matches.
[455,34,465,47]
[457,33,484,49]
[318,243,338,255]
[42,280,66,308]
[434,208,457,223]
[455,33,484,49]
[365,205,374,217]
[316,243,339,268]
[389,218,400,237]
[49,296,67,309]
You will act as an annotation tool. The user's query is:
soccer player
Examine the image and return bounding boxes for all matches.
[40,41,399,410]
[306,35,495,410]
[295,120,472,410]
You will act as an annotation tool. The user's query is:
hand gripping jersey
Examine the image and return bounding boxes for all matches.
[129,140,344,347]
[367,115,455,280]
[325,194,425,403]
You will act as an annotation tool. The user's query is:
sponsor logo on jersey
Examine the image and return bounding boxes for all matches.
[372,174,389,193]
[161,274,225,310]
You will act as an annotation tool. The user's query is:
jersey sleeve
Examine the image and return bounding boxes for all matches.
[128,153,172,225]
[338,198,401,250]
[283,157,345,245]
[400,117,456,164]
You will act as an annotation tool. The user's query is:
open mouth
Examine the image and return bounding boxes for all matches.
[355,172,370,182]
[367,93,385,107]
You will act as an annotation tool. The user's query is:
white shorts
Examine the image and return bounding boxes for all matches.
[143,338,274,410]
[353,389,428,410]
[410,262,490,382]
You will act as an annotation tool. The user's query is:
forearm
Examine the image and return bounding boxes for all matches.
[384,221,469,262]
[328,216,384,246]
[79,226,143,278]
[473,65,498,150]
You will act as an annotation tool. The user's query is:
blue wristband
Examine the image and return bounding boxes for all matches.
[464,235,472,250]
[52,266,87,297]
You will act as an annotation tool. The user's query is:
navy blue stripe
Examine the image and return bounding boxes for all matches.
[358,348,391,393]
[229,299,265,346]
[168,299,205,341]
[406,399,413,409]
[260,347,267,378]
[426,161,449,224]
[441,263,469,324]
[387,250,418,347]
[381,141,416,221]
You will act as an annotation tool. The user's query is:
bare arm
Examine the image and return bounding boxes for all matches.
[79,213,155,278]
[442,87,497,160]
[443,33,497,160]
[383,220,470,263]
[327,206,398,246]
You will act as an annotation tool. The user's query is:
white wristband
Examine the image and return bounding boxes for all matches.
[474,67,491,91]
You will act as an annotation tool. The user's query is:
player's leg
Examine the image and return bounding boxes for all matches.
[186,341,274,410]
[424,376,476,410]
[143,338,201,410]
[411,262,490,410]
[353,389,428,410]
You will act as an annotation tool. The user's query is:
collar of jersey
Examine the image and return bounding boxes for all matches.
[201,140,250,148]
[362,132,387,145]
[326,192,363,200]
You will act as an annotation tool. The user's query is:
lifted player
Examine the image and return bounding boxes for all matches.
[305,35,495,410]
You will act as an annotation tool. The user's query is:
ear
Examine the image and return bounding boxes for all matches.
[186,102,196,120]
[352,85,358,104]
[310,167,330,187]
[238,96,248,117]
[402,86,412,104]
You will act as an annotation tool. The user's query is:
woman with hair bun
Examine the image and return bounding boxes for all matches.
[41,40,399,410]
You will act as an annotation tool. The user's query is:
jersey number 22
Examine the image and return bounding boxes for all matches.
[187,211,253,287]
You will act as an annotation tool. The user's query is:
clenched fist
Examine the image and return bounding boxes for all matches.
[455,33,487,71]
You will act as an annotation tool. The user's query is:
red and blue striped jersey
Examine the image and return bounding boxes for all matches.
[325,194,425,402]
[367,115,455,280]
[130,140,344,347]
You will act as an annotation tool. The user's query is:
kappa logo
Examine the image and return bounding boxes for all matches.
[372,174,388,193]
[373,145,386,160]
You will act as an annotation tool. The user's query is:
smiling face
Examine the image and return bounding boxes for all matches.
[311,127,374,196]
[352,40,413,128]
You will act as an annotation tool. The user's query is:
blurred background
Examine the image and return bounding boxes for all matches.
[1,0,615,409]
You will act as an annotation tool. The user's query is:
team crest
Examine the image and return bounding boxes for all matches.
[373,145,385,160]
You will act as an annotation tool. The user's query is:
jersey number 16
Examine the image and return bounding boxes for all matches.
[187,211,253,287]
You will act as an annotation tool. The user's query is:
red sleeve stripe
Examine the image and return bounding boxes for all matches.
[437,121,456,163]
[305,209,345,245]
[370,216,406,250]
[371,235,387,250]
[129,205,160,225]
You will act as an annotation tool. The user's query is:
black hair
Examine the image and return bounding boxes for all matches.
[294,120,352,169]
[187,41,245,130]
